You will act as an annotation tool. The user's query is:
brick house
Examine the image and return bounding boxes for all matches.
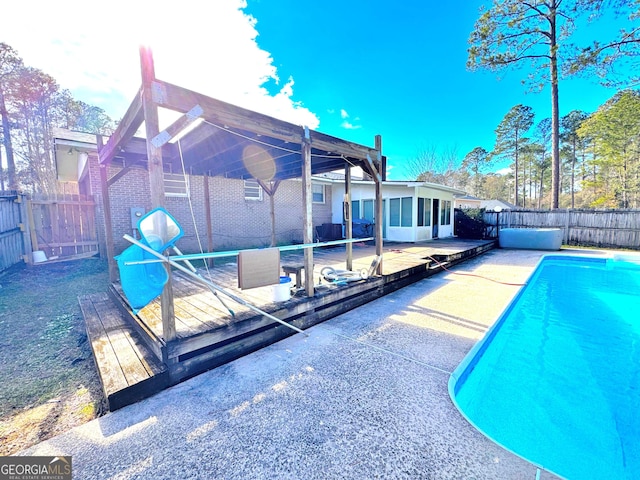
[55,128,333,256]
[55,128,462,253]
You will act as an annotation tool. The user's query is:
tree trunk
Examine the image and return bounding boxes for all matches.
[571,138,576,208]
[538,169,544,209]
[0,147,4,190]
[514,128,519,206]
[0,87,17,190]
[550,3,560,209]
[622,153,628,208]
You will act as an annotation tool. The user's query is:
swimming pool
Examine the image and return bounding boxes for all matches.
[449,254,640,479]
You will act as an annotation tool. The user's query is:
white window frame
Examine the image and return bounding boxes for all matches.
[417,197,431,227]
[244,179,263,201]
[389,196,413,227]
[312,183,325,204]
[164,172,189,197]
[440,200,452,225]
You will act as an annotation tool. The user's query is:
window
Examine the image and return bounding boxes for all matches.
[401,197,412,227]
[351,200,360,221]
[164,172,189,197]
[440,200,452,225]
[389,198,400,226]
[244,179,262,200]
[417,197,431,227]
[312,183,325,203]
[362,199,374,221]
[389,197,412,227]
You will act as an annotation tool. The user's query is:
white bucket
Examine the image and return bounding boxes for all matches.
[272,276,292,302]
[32,250,48,263]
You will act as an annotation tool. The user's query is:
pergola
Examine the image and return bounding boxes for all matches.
[97,47,385,340]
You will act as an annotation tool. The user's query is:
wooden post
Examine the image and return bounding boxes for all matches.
[301,127,314,297]
[140,46,176,342]
[203,171,213,267]
[374,135,383,275]
[345,164,353,271]
[256,179,282,248]
[96,135,117,282]
[269,187,276,247]
[26,196,38,253]
[20,195,34,264]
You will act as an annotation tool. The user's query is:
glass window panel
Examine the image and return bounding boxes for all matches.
[401,197,412,227]
[389,198,400,226]
[424,198,431,226]
[244,179,262,200]
[312,184,325,203]
[351,200,360,221]
[363,200,374,221]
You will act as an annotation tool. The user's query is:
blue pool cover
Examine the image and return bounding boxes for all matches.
[449,254,640,479]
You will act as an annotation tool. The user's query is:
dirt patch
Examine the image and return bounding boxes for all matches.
[0,259,108,455]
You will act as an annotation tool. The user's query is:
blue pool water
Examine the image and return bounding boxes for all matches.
[449,254,640,479]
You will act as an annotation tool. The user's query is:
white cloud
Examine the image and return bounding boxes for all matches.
[337,108,361,129]
[495,167,511,175]
[3,0,319,129]
[341,121,362,130]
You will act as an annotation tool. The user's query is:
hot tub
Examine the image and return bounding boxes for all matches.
[498,228,562,250]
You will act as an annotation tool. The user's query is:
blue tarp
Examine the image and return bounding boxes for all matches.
[352,219,373,238]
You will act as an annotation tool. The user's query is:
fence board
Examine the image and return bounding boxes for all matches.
[0,193,26,272]
[2,192,99,272]
[483,209,640,250]
[29,194,99,259]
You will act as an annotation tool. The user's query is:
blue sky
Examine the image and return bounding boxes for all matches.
[2,1,630,179]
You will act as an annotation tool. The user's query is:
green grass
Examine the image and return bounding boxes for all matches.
[0,259,108,417]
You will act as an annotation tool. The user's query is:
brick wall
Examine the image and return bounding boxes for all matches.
[87,156,333,256]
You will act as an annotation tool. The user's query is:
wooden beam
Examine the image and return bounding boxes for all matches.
[97,135,117,282]
[153,79,377,161]
[140,46,176,342]
[364,153,382,183]
[375,135,383,275]
[309,129,378,161]
[151,105,203,148]
[154,80,301,144]
[99,89,144,165]
[255,179,281,197]
[106,161,145,187]
[301,128,314,297]
[345,165,353,271]
[256,179,281,247]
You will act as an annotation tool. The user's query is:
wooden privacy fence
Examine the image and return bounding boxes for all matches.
[483,209,640,250]
[30,194,98,260]
[0,192,98,272]
[0,193,29,272]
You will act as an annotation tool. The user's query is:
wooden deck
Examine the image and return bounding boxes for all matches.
[80,238,495,410]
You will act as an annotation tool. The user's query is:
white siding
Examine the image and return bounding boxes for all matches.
[331,181,459,242]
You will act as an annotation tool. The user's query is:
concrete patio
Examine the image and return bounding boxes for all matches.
[20,248,579,479]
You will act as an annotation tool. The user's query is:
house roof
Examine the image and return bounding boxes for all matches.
[53,129,98,182]
[454,194,482,201]
[320,178,466,195]
[480,199,517,210]
[377,180,466,195]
